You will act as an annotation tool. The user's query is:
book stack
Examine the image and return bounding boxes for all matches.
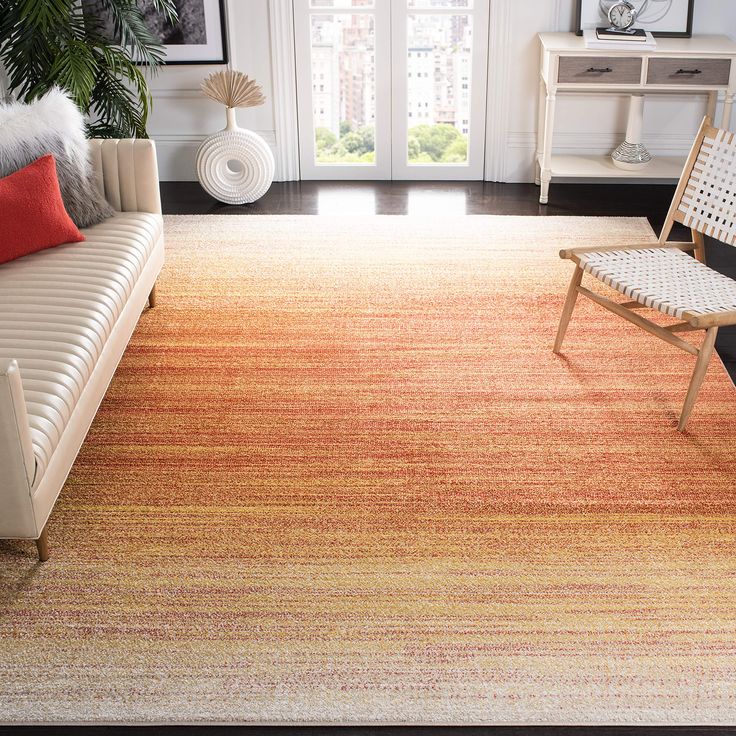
[583,28,657,50]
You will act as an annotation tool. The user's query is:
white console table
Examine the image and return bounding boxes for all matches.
[537,32,736,204]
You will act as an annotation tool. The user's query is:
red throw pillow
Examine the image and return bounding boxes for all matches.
[0,154,84,265]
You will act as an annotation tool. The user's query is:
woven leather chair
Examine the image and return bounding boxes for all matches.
[554,117,736,431]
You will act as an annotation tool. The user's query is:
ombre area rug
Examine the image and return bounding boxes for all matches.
[1,215,736,725]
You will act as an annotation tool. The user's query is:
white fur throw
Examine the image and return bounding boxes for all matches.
[0,88,114,228]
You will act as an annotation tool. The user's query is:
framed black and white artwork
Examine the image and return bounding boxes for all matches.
[143,0,228,64]
[84,0,229,65]
[575,0,695,38]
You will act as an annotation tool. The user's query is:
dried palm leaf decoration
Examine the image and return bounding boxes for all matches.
[200,70,266,109]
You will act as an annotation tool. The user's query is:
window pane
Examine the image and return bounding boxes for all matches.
[310,14,376,165]
[407,0,472,8]
[406,14,472,165]
[311,0,374,8]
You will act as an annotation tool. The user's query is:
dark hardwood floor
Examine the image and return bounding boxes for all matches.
[161,180,736,385]
[2,727,735,736]
[161,180,677,225]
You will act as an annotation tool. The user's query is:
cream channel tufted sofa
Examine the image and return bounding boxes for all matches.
[0,139,164,561]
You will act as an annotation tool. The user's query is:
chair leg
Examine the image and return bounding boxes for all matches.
[692,229,706,264]
[678,326,718,432]
[553,266,584,354]
[148,284,157,308]
[35,528,50,562]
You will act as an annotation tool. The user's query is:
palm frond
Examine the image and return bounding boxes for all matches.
[17,0,72,29]
[98,0,165,67]
[49,38,98,108]
[145,0,177,26]
[0,0,179,137]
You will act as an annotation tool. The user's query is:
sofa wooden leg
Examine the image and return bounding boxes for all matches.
[148,284,157,308]
[35,528,50,562]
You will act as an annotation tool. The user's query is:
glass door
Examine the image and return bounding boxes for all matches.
[294,0,391,179]
[294,0,490,180]
[391,0,489,180]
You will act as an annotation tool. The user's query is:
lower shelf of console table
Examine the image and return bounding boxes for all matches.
[536,153,687,184]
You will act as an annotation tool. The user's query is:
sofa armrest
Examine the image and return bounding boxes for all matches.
[88,138,162,215]
[0,359,38,538]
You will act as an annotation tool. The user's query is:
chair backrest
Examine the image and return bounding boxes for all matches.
[663,118,736,247]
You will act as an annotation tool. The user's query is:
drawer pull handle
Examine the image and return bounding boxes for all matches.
[676,68,702,75]
[587,67,613,73]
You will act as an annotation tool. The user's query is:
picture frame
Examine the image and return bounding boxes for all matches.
[154,0,229,65]
[575,0,695,38]
[83,0,229,65]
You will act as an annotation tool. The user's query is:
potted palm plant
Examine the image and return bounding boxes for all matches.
[0,0,178,137]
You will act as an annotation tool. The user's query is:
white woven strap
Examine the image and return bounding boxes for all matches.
[678,129,736,246]
[578,247,736,320]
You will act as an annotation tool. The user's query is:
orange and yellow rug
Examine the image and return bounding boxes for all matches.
[1,215,735,724]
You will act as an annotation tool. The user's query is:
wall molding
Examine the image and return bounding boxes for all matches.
[555,0,569,31]
[268,0,300,181]
[224,0,238,69]
[150,89,202,99]
[507,130,698,153]
[154,132,277,146]
[155,132,279,181]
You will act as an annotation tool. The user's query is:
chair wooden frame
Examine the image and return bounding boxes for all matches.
[553,117,736,431]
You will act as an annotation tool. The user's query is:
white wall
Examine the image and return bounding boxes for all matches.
[149,0,736,182]
[499,0,736,182]
[148,0,276,181]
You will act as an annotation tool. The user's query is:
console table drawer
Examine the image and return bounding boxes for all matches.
[557,56,642,84]
[647,58,731,85]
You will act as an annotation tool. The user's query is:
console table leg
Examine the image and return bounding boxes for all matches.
[723,93,735,130]
[706,91,718,122]
[536,78,546,187]
[540,170,552,205]
[540,92,556,204]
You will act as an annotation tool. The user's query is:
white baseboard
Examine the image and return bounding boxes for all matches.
[153,132,280,182]
[153,129,695,185]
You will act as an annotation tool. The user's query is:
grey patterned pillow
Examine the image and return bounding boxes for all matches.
[0,88,114,228]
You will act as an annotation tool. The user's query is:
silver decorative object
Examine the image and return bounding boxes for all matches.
[612,94,653,170]
[612,140,653,169]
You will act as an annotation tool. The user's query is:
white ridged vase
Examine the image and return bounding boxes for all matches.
[196,108,275,204]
